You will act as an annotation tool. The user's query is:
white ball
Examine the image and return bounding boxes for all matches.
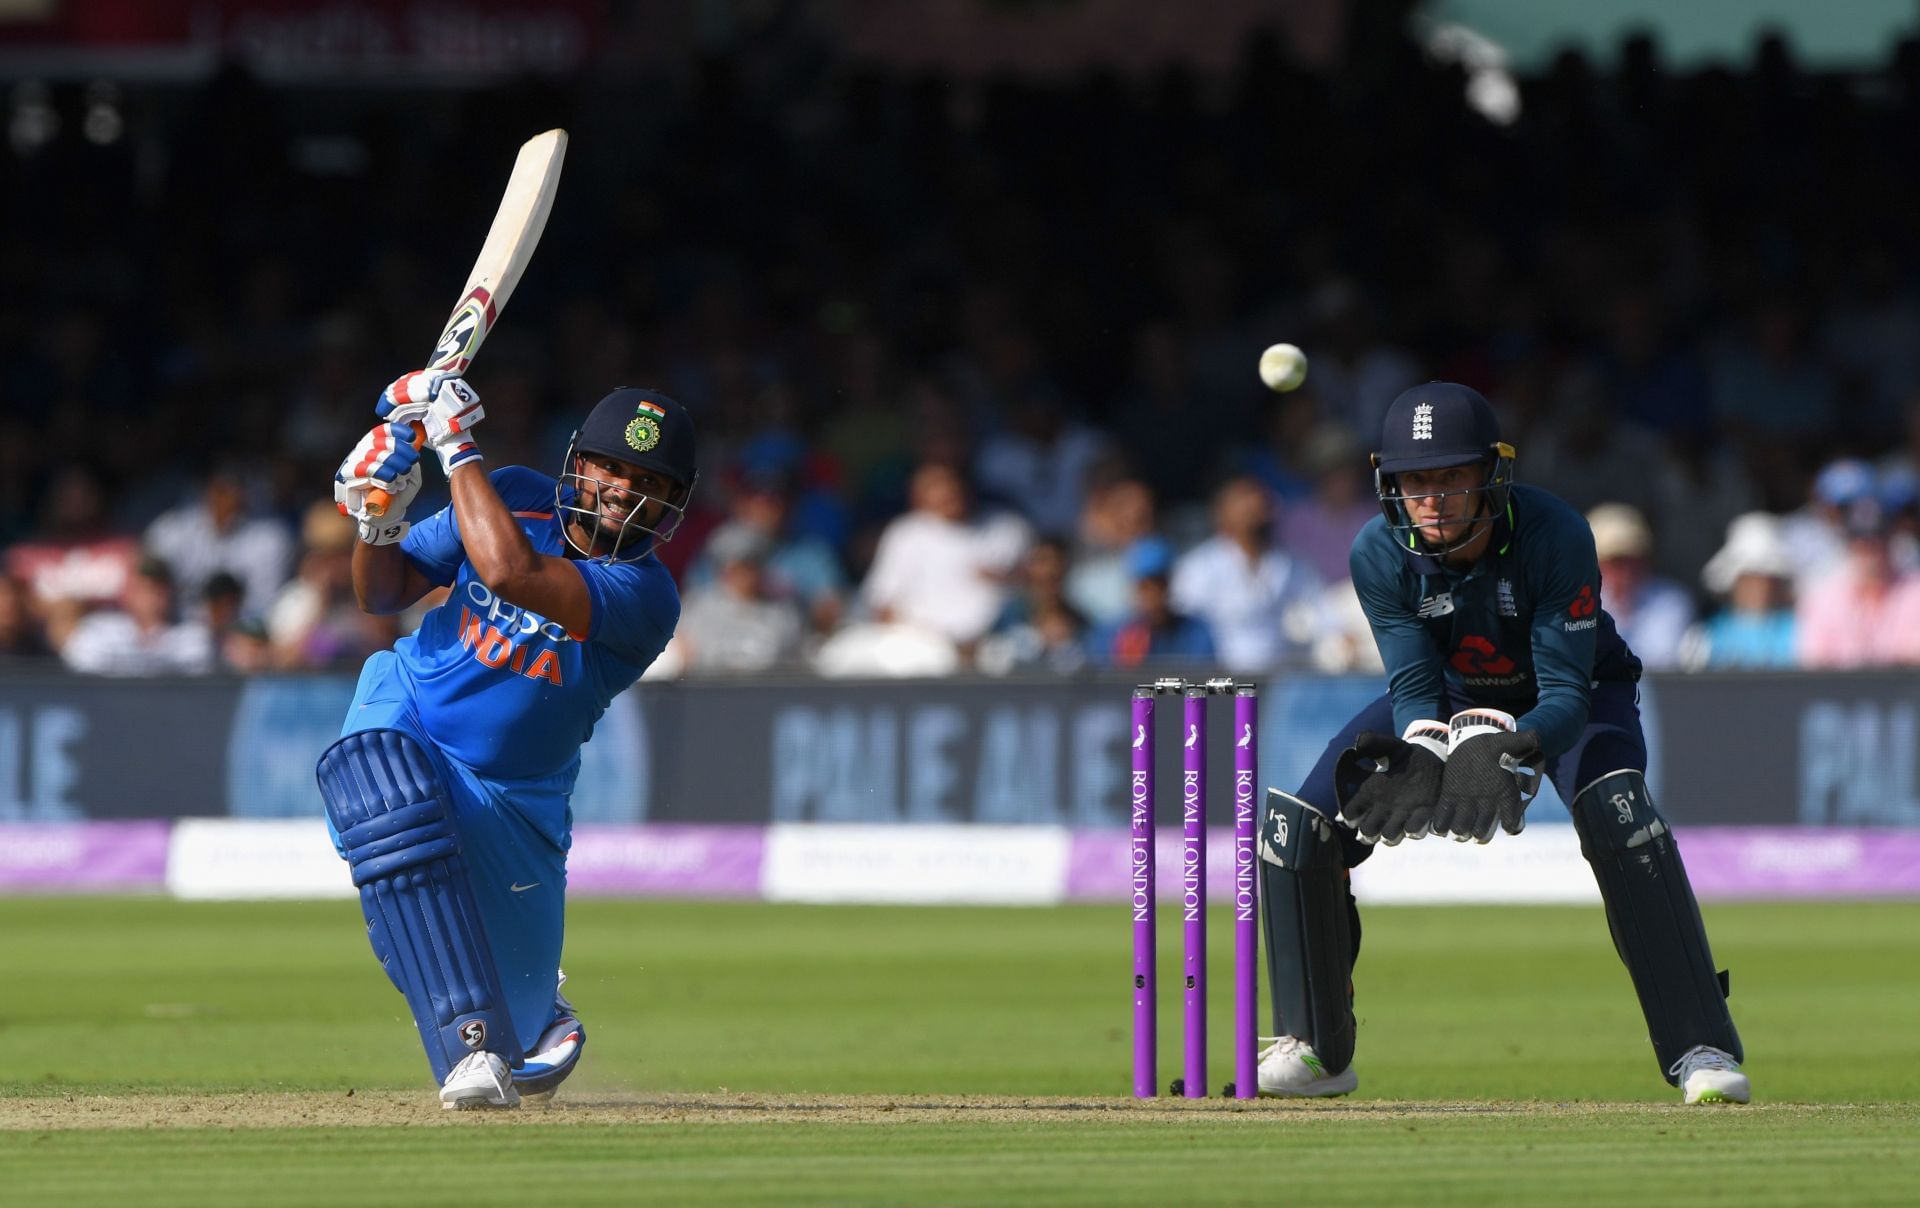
[1259,343,1308,393]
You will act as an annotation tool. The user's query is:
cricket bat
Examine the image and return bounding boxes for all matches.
[366,128,568,517]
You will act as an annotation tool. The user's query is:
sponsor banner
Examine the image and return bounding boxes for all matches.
[1677,828,1920,899]
[5,670,1920,829]
[760,824,1070,905]
[0,821,168,891]
[568,825,763,897]
[166,819,353,900]
[1063,830,1244,904]
[19,820,1920,901]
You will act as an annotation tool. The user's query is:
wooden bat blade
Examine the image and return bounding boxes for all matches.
[426,128,568,374]
[365,129,567,518]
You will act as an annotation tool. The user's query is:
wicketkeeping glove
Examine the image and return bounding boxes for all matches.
[1333,720,1450,845]
[1432,708,1544,844]
[377,370,485,474]
[335,423,424,545]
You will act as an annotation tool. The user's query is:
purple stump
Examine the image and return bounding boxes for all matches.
[1131,687,1157,1098]
[1182,685,1207,1098]
[1232,685,1259,1099]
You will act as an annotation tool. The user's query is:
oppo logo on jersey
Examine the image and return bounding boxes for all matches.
[456,581,573,685]
[464,581,573,643]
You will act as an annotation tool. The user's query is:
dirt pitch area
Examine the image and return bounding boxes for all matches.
[0,1092,1876,1131]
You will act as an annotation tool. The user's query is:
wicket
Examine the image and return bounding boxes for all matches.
[1130,676,1258,1099]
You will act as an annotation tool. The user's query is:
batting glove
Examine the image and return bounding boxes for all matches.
[377,370,485,475]
[336,423,424,545]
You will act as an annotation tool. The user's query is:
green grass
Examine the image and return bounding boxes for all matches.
[2,897,1917,1204]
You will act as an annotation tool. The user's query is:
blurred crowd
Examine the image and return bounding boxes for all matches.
[7,16,1920,679]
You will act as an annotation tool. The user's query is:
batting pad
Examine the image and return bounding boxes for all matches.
[1258,790,1357,1075]
[1569,769,1742,1082]
[317,729,523,1083]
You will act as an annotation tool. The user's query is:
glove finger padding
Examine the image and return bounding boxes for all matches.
[1437,726,1543,846]
[1334,730,1446,844]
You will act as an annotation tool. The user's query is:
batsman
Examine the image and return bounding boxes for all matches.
[319,373,695,1108]
[1256,382,1748,1105]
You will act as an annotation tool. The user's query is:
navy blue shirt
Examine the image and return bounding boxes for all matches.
[1349,483,1641,758]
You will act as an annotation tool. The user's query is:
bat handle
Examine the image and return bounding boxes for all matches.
[363,422,427,518]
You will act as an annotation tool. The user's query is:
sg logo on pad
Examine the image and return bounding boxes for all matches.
[460,1020,488,1049]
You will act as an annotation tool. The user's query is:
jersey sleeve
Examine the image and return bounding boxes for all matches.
[1515,507,1599,756]
[399,502,463,587]
[572,556,679,668]
[1349,522,1447,734]
[399,466,557,587]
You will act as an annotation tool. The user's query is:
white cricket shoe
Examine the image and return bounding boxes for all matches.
[1256,1035,1358,1098]
[440,1051,521,1111]
[1672,1045,1750,1105]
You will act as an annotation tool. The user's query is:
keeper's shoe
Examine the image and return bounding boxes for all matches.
[1256,1035,1358,1098]
[1672,1045,1750,1105]
[440,1051,521,1111]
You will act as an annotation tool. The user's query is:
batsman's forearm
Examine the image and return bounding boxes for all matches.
[449,462,540,589]
[352,542,415,614]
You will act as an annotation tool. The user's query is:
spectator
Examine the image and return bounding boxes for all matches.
[978,537,1090,675]
[1170,477,1322,672]
[1588,503,1694,670]
[267,502,377,670]
[1066,478,1158,626]
[860,462,1030,652]
[972,384,1111,538]
[687,467,847,636]
[1084,538,1215,669]
[1278,425,1377,585]
[5,464,139,619]
[58,557,213,676]
[675,526,805,674]
[1796,499,1911,668]
[220,617,275,674]
[144,464,294,621]
[1781,458,1875,594]
[1682,513,1798,670]
[0,573,52,662]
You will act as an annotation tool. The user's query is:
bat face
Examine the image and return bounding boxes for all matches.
[363,130,566,518]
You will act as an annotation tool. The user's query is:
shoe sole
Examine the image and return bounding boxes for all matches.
[1258,1069,1360,1099]
[441,1089,521,1111]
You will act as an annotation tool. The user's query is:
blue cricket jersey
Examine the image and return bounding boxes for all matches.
[1349,483,1642,758]
[393,466,679,781]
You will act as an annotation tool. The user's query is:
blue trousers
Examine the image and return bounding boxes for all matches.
[1298,682,1646,868]
[327,651,572,1053]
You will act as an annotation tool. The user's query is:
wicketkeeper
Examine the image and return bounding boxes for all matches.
[1257,383,1749,1105]
[320,372,694,1108]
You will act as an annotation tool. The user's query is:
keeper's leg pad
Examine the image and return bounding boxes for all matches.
[317,729,524,1083]
[1258,790,1358,1074]
[1568,769,1742,1082]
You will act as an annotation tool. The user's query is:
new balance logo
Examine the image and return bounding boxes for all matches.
[1417,592,1454,618]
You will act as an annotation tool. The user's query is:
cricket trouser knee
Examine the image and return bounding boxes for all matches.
[1568,769,1742,1082]
[317,728,524,1083]
[1258,790,1358,1075]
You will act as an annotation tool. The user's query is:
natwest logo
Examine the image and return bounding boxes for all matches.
[1450,634,1516,677]
[1568,584,1597,618]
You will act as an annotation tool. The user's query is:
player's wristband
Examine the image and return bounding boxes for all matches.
[432,439,483,475]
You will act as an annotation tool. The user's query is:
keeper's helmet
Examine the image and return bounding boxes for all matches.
[1371,382,1515,558]
[557,387,699,561]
